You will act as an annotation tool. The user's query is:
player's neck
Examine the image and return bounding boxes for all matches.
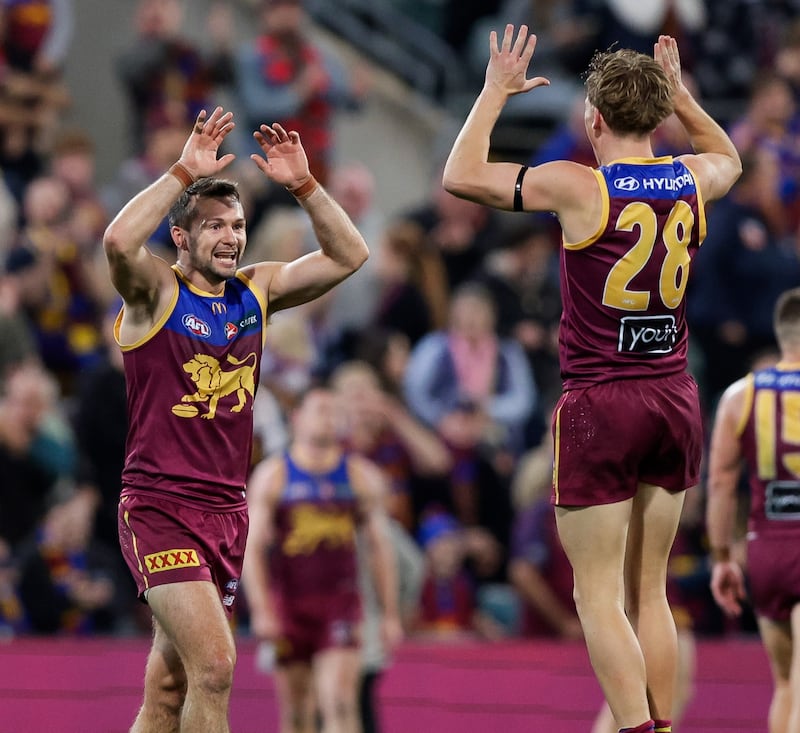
[289,441,342,473]
[596,137,656,166]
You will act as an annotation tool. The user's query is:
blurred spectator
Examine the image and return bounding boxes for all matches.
[508,429,582,640]
[0,364,66,554]
[0,0,73,200]
[100,119,188,251]
[473,218,561,412]
[72,302,127,553]
[0,247,39,384]
[116,0,234,154]
[16,489,117,634]
[728,71,800,236]
[403,282,537,523]
[322,161,386,336]
[252,312,318,461]
[412,510,505,641]
[371,219,447,348]
[688,152,800,408]
[233,0,369,186]
[15,174,104,391]
[400,178,504,291]
[692,0,762,106]
[352,327,412,398]
[0,538,25,636]
[332,360,452,531]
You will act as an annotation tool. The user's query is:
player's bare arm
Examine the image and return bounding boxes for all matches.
[442,24,601,236]
[706,376,749,616]
[242,456,285,639]
[243,123,369,312]
[653,35,741,202]
[103,107,236,333]
[348,455,403,647]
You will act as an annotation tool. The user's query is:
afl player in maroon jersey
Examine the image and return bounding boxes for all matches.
[708,287,800,733]
[243,387,402,733]
[103,106,368,733]
[443,27,741,733]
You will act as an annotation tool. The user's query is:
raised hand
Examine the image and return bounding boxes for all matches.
[485,24,550,97]
[654,35,684,97]
[251,123,312,189]
[178,106,237,179]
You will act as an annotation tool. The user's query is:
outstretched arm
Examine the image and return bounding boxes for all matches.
[103,107,236,318]
[244,123,369,312]
[654,35,741,202]
[442,24,553,210]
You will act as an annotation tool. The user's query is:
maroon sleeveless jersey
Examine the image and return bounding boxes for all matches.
[270,452,360,609]
[738,365,800,538]
[559,157,706,389]
[116,267,267,511]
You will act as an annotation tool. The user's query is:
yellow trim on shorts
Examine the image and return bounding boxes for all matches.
[553,402,563,504]
[123,507,149,590]
[736,373,755,438]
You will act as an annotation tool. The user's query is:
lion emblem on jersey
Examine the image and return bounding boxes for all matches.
[173,352,257,419]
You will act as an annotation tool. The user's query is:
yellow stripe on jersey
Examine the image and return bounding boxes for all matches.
[563,168,609,251]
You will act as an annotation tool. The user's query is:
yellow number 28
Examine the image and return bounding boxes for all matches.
[602,200,695,312]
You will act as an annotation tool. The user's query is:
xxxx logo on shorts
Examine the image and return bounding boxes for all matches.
[143,548,201,573]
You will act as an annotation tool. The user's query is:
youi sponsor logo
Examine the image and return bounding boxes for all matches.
[617,315,679,354]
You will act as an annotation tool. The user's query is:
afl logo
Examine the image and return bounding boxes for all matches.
[182,313,211,338]
[225,322,239,340]
[614,176,640,191]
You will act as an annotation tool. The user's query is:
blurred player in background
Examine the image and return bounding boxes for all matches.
[707,286,800,733]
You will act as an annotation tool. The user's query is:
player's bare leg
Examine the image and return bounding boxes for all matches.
[556,498,651,729]
[624,484,685,724]
[757,604,800,733]
[274,663,315,733]
[130,618,187,733]
[137,581,236,733]
[313,647,362,733]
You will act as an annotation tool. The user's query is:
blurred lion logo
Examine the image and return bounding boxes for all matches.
[172,352,257,419]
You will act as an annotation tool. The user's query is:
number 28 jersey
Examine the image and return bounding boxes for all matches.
[558,156,706,389]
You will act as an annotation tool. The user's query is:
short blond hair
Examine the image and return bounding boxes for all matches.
[585,48,674,136]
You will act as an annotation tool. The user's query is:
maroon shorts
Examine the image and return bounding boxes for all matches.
[118,491,248,614]
[551,372,702,507]
[275,595,361,665]
[747,533,800,622]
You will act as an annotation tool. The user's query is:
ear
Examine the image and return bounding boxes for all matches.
[171,225,188,251]
[591,106,603,133]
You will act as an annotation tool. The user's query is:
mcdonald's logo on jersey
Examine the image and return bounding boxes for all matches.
[211,301,227,315]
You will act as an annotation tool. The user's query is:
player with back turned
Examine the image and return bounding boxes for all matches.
[104,106,368,733]
[707,286,800,733]
[442,25,741,733]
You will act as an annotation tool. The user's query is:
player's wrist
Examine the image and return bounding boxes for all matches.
[169,161,197,189]
[287,174,318,201]
[710,545,731,563]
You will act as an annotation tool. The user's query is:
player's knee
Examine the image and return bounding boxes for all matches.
[145,669,188,715]
[192,651,236,696]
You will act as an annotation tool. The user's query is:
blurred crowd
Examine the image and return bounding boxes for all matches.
[0,0,797,654]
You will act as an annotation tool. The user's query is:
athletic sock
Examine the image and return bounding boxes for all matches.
[619,722,655,733]
[653,719,671,732]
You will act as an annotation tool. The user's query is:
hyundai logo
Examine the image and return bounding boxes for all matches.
[614,176,640,191]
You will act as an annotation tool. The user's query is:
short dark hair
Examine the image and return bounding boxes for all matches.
[167,178,241,230]
[584,48,674,136]
[774,287,800,348]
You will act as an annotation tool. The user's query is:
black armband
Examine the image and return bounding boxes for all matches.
[513,165,528,212]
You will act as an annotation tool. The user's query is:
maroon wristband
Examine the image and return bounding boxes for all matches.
[288,176,318,200]
[169,162,196,188]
